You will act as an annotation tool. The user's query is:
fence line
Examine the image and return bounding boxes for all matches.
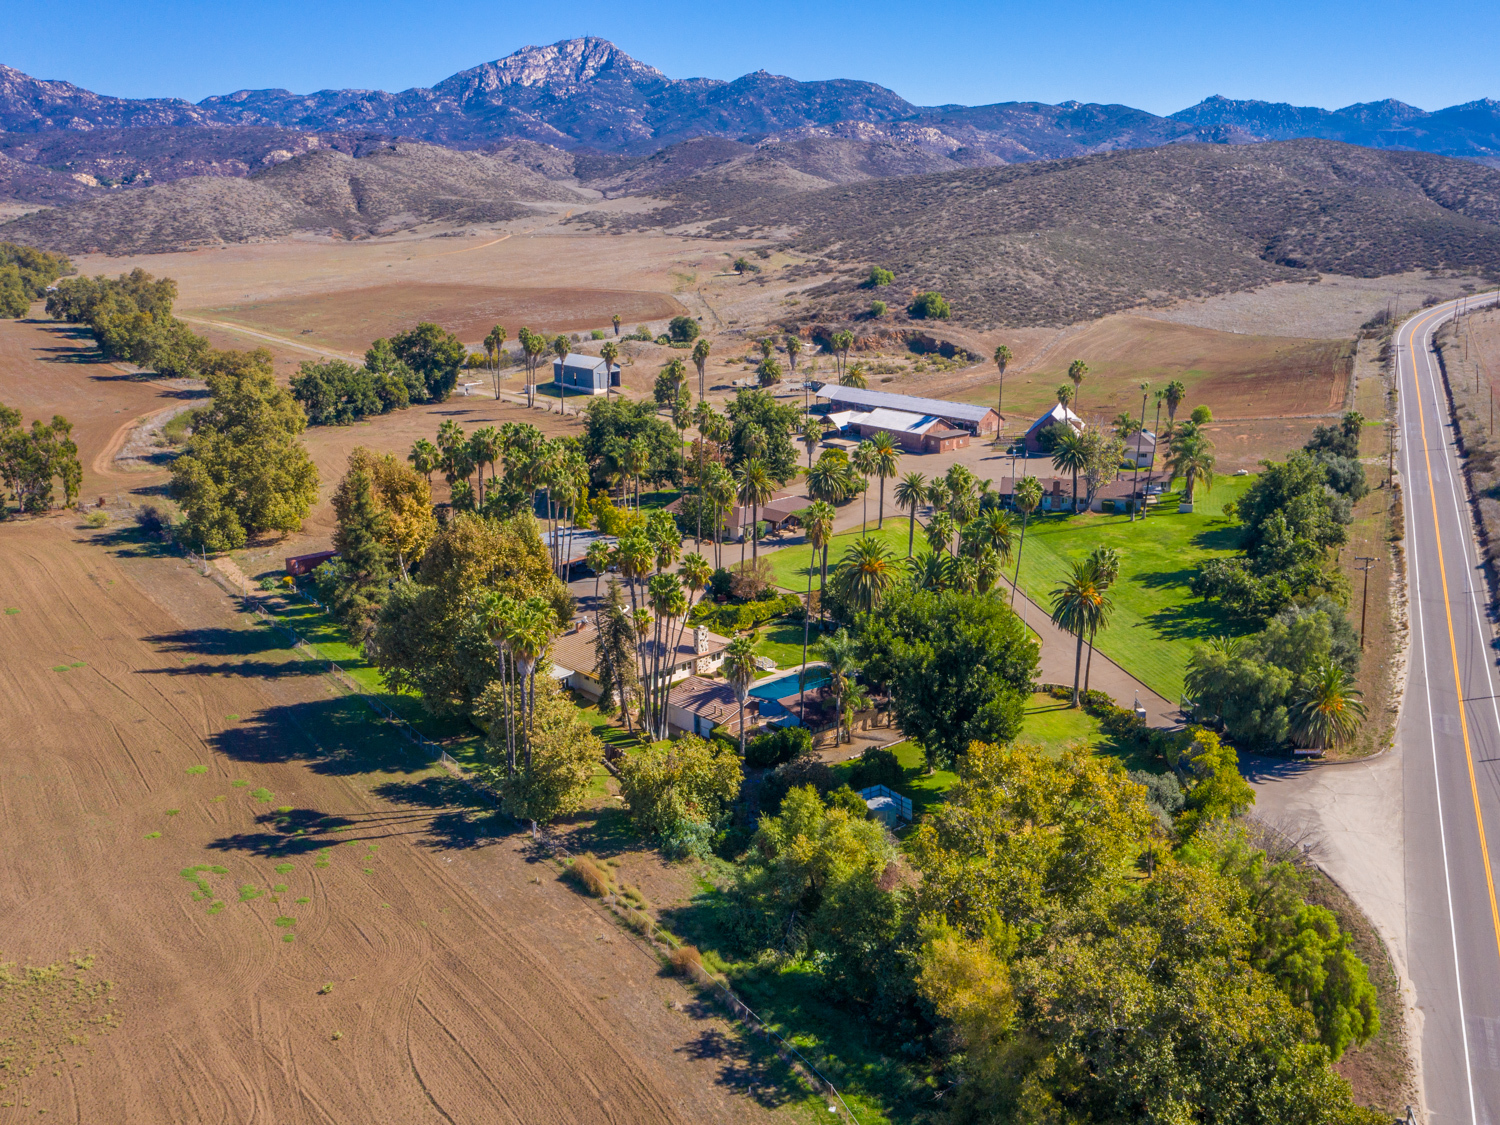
[183,549,858,1120]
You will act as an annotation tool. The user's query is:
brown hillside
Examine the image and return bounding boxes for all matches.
[644,139,1500,327]
[0,142,583,254]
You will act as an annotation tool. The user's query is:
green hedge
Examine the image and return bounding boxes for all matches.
[689,593,803,634]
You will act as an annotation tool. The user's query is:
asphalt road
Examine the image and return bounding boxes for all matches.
[1399,291,1500,1123]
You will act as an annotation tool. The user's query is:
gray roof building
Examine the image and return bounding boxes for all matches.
[815,385,1000,433]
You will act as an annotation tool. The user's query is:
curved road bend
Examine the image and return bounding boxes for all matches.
[1400,291,1500,1123]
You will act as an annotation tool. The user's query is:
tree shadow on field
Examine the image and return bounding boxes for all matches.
[674,1028,798,1110]
[144,624,297,660]
[203,803,477,857]
[91,523,177,560]
[1192,522,1245,552]
[371,775,515,849]
[1141,593,1250,643]
[210,696,433,778]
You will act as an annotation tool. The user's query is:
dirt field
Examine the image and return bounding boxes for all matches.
[0,315,197,502]
[202,284,686,354]
[948,314,1353,436]
[0,517,784,1123]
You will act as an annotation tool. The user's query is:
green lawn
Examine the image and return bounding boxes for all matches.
[831,739,958,819]
[765,478,1253,702]
[751,617,821,670]
[1020,692,1103,754]
[1010,475,1256,700]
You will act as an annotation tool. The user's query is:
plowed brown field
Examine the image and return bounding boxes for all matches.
[194,284,687,354]
[0,519,778,1124]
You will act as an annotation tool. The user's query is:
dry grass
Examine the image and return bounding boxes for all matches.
[667,944,703,978]
[569,855,615,898]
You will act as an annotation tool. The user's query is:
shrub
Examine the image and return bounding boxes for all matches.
[871,300,887,317]
[866,266,894,287]
[83,510,108,528]
[729,558,773,601]
[668,316,700,343]
[135,503,172,541]
[707,567,734,600]
[746,726,813,769]
[1190,405,1213,424]
[847,746,903,789]
[668,944,704,977]
[907,291,951,319]
[591,328,605,340]
[760,756,835,815]
[569,856,613,897]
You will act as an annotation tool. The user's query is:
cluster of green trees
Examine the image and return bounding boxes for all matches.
[169,349,319,551]
[703,731,1381,1123]
[1193,424,1361,622]
[1186,600,1367,752]
[0,242,71,318]
[291,325,466,424]
[0,405,80,513]
[46,269,210,377]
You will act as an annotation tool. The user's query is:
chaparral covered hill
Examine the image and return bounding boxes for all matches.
[611,138,1500,327]
[1,142,583,254]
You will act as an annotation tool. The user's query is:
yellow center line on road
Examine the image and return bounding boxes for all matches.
[1410,305,1500,970]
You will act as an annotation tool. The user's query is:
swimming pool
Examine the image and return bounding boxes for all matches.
[749,665,829,715]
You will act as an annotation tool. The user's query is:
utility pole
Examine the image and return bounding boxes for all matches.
[1355,556,1376,651]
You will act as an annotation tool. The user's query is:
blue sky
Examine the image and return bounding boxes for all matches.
[7,1,1496,116]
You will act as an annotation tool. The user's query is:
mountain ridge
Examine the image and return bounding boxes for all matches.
[2,38,1499,166]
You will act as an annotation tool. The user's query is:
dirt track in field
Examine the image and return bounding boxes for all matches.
[0,519,780,1124]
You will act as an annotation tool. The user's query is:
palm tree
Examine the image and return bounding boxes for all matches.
[1011,476,1042,606]
[1130,381,1151,522]
[622,435,651,510]
[993,344,1012,423]
[1292,662,1367,750]
[600,340,620,398]
[975,545,1003,594]
[723,635,760,757]
[408,438,440,485]
[840,363,869,389]
[484,325,507,399]
[1067,360,1089,415]
[476,591,521,775]
[1051,428,1089,513]
[925,511,957,557]
[948,553,979,595]
[851,442,878,532]
[468,426,501,506]
[612,313,622,337]
[1056,384,1074,409]
[703,462,735,570]
[796,500,836,710]
[911,551,949,592]
[692,336,712,400]
[868,431,901,529]
[1164,380,1187,426]
[819,628,859,743]
[1081,546,1120,695]
[800,418,823,470]
[552,334,571,414]
[785,334,801,381]
[585,539,613,602]
[835,535,897,616]
[520,327,548,408]
[973,507,1015,563]
[894,470,928,558]
[840,682,870,745]
[807,451,858,508]
[831,330,854,379]
[734,458,775,563]
[507,597,558,766]
[1167,422,1216,509]
[1050,560,1109,707]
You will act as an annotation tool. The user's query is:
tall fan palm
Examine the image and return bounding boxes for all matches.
[484,325,506,399]
[691,400,719,547]
[1292,662,1367,750]
[867,432,901,529]
[851,442,879,532]
[1067,360,1089,414]
[784,334,801,380]
[692,336,711,400]
[552,334,571,414]
[1056,384,1074,409]
[722,635,760,757]
[1051,428,1089,513]
[1167,422,1216,506]
[599,340,620,398]
[521,328,548,408]
[796,500,836,709]
[1050,560,1110,707]
[975,545,1004,594]
[835,535,898,616]
[468,426,501,506]
[840,363,869,389]
[408,438,440,485]
[947,553,980,595]
[585,538,613,602]
[972,507,1015,563]
[831,330,855,379]
[1011,476,1043,606]
[894,470,928,558]
[993,344,1012,422]
[819,628,859,744]
[800,418,823,470]
[1131,381,1151,522]
[1081,545,1121,694]
[925,511,957,557]
[703,462,735,570]
[476,591,521,776]
[1164,379,1186,424]
[506,598,558,766]
[734,458,775,563]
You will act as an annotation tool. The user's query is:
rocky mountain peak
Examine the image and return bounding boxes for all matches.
[438,37,669,96]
